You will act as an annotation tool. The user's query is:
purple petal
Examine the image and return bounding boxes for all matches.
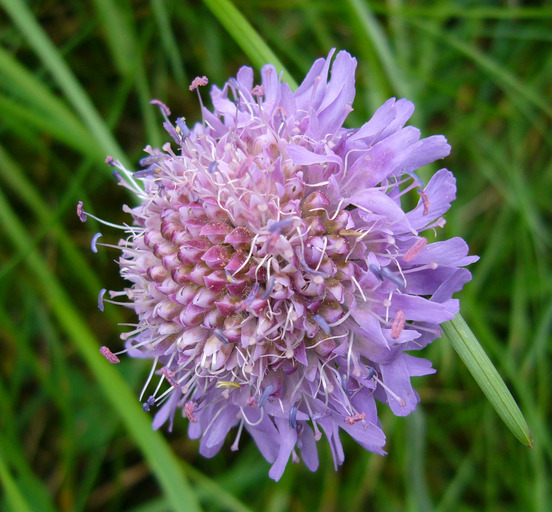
[268,416,298,481]
[298,423,319,472]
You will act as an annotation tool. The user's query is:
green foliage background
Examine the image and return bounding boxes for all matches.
[0,1,551,511]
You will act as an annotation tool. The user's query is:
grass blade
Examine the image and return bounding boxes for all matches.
[1,0,128,165]
[201,0,298,88]
[442,313,532,447]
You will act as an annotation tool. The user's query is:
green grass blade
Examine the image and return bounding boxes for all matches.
[0,450,35,512]
[0,188,202,512]
[442,313,532,447]
[345,0,413,100]
[1,0,128,165]
[201,0,298,88]
[410,18,552,120]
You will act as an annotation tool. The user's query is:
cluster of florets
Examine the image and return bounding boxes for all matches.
[84,49,476,480]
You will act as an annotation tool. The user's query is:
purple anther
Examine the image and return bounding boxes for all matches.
[260,276,275,300]
[228,77,239,90]
[380,266,406,290]
[139,154,167,167]
[208,161,217,174]
[133,168,157,179]
[364,367,376,380]
[176,117,191,138]
[112,170,124,185]
[245,282,260,303]
[268,217,296,234]
[189,75,208,91]
[97,288,107,312]
[105,155,116,167]
[289,406,298,429]
[163,121,182,145]
[313,314,331,335]
[150,99,171,118]
[213,328,230,344]
[341,374,353,396]
[406,170,425,189]
[100,346,120,364]
[76,201,87,222]
[91,232,102,253]
[142,395,155,412]
[259,384,274,407]
[369,264,383,280]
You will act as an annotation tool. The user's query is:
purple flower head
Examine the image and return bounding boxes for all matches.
[90,49,477,480]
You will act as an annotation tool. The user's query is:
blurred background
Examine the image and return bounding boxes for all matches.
[0,1,551,511]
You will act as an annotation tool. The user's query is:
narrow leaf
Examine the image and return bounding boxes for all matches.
[443,313,532,447]
[201,0,298,89]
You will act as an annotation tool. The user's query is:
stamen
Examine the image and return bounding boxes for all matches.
[161,367,180,389]
[240,406,265,427]
[403,237,427,263]
[259,384,274,407]
[100,346,120,364]
[369,264,383,280]
[76,201,87,222]
[231,419,245,451]
[341,374,353,396]
[176,117,191,138]
[351,275,367,302]
[97,288,107,312]
[380,266,407,291]
[289,406,298,429]
[189,76,209,91]
[268,217,297,233]
[91,232,102,253]
[418,189,430,215]
[313,314,331,335]
[142,395,155,412]
[251,85,265,97]
[364,366,376,380]
[344,412,365,425]
[374,375,406,407]
[260,276,275,300]
[139,356,159,401]
[150,99,171,119]
[213,328,230,344]
[391,310,406,339]
[216,381,241,389]
[184,401,198,423]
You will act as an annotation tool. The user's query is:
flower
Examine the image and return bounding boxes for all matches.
[85,49,477,481]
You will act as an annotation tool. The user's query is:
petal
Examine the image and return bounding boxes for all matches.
[407,169,456,229]
[268,416,298,481]
[298,423,319,472]
[378,354,421,416]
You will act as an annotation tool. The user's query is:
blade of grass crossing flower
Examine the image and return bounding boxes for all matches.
[201,0,298,89]
[442,313,532,447]
[0,0,129,166]
[0,188,202,512]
